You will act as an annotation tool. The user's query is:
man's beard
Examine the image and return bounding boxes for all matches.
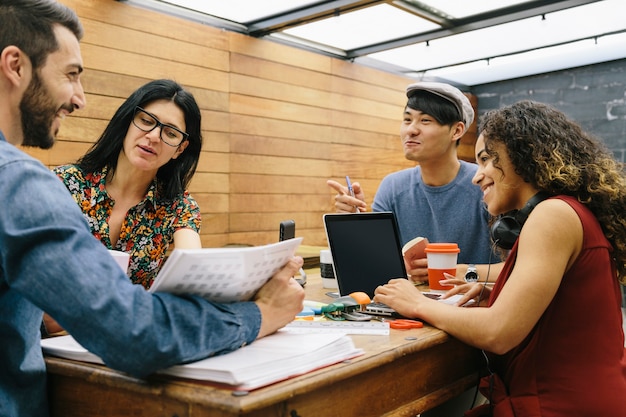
[19,71,62,149]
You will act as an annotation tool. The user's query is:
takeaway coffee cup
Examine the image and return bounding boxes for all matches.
[424,243,459,291]
[108,250,130,275]
[320,249,337,288]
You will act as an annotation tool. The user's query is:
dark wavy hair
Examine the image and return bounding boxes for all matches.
[406,90,464,147]
[479,100,626,281]
[0,0,83,71]
[77,79,202,200]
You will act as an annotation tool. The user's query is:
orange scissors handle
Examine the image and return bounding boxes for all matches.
[388,319,423,330]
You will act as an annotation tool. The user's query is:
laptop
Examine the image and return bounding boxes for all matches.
[323,212,416,316]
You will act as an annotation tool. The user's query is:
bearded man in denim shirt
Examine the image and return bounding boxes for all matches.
[0,2,305,416]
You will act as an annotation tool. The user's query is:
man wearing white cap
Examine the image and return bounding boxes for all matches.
[328,81,497,284]
[328,81,493,415]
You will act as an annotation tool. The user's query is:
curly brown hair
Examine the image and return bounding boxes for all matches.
[479,100,626,283]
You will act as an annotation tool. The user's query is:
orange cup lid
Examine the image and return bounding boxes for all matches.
[424,243,460,253]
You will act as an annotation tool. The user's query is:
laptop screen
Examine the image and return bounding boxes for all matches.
[323,212,407,298]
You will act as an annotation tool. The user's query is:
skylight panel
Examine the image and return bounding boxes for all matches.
[366,0,625,73]
[282,4,439,51]
[161,0,320,23]
[411,0,536,19]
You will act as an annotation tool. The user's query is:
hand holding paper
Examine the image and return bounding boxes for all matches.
[149,238,303,303]
[255,256,306,339]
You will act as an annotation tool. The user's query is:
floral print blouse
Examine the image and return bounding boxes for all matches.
[53,164,201,289]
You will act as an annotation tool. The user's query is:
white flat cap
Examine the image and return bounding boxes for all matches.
[406,81,474,133]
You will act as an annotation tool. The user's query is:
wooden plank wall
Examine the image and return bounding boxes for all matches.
[28,0,475,248]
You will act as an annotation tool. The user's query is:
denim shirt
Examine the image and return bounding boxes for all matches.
[0,132,261,417]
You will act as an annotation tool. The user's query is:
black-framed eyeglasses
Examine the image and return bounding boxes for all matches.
[132,106,189,147]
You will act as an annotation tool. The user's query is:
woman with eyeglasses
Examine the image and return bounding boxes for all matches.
[52,79,203,290]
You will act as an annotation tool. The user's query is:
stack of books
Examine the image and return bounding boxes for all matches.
[41,331,362,391]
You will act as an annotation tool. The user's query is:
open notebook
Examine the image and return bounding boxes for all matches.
[323,212,466,316]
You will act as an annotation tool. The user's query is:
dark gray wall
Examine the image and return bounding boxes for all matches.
[472,58,626,163]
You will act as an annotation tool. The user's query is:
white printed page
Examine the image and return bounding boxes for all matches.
[149,238,302,302]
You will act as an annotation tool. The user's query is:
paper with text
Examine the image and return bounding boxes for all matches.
[149,238,302,302]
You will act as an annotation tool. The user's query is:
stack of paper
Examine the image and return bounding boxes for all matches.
[41,331,363,391]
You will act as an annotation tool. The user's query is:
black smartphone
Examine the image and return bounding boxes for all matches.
[278,220,305,287]
[279,220,295,242]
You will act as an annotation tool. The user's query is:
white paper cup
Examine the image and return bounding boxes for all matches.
[108,250,130,275]
[425,243,459,291]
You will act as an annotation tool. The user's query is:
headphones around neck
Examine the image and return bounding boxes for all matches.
[490,192,550,250]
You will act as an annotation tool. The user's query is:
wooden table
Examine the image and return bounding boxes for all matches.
[45,272,482,417]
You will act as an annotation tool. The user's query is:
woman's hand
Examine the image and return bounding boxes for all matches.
[439,273,492,306]
[373,278,429,318]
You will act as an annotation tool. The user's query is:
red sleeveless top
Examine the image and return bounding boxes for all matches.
[467,196,626,417]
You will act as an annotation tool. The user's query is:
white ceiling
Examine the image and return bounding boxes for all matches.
[123,0,626,87]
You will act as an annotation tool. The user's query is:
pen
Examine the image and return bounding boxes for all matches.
[345,175,355,198]
[345,176,359,213]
